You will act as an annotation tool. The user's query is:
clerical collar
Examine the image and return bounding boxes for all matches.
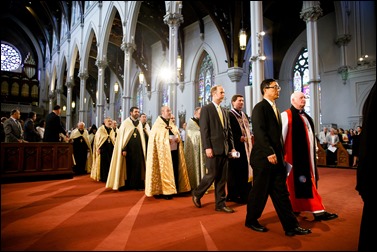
[231,108,242,117]
[130,116,138,122]
[291,106,304,114]
[160,116,170,125]
[192,117,199,125]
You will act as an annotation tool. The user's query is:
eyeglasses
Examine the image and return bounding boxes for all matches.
[266,85,281,91]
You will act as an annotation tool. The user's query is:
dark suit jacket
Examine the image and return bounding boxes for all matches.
[200,102,234,155]
[3,118,23,142]
[250,99,284,168]
[44,112,66,142]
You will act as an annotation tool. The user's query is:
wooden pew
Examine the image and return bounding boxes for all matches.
[1,142,74,183]
[316,141,327,166]
[336,142,350,167]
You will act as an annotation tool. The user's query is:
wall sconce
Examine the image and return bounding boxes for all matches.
[177,55,182,71]
[250,31,266,61]
[139,71,145,84]
[71,101,76,109]
[250,55,266,62]
[62,105,67,111]
[358,54,369,65]
[239,29,247,50]
[114,82,119,93]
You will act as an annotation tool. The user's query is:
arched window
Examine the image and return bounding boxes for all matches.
[1,43,22,72]
[1,81,9,95]
[31,84,39,98]
[21,83,29,97]
[197,52,214,107]
[293,47,311,114]
[161,84,169,106]
[136,85,143,112]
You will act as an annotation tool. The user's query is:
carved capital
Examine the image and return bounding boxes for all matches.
[65,81,75,89]
[300,5,323,22]
[163,13,184,27]
[121,42,136,53]
[78,71,89,80]
[335,34,352,47]
[95,60,108,69]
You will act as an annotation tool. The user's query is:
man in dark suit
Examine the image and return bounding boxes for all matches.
[43,105,67,142]
[3,109,25,143]
[244,79,311,236]
[191,85,236,213]
[356,81,376,251]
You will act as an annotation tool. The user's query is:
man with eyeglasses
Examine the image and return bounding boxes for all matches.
[245,79,311,237]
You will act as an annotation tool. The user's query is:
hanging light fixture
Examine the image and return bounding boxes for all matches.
[62,105,67,111]
[239,29,247,50]
[239,1,247,50]
[139,71,145,84]
[71,101,76,109]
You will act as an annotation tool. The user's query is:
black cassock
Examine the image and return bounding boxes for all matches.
[72,130,88,174]
[123,120,146,190]
[100,126,114,182]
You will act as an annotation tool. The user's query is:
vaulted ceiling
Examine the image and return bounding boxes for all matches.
[1,0,334,103]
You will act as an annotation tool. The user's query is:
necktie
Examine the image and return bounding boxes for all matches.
[272,103,278,120]
[217,106,224,127]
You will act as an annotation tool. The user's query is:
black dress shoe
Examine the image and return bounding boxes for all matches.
[163,195,173,200]
[285,227,312,236]
[314,212,338,221]
[245,221,268,232]
[215,206,235,213]
[192,192,201,208]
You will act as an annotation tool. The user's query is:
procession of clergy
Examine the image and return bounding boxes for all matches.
[70,105,198,199]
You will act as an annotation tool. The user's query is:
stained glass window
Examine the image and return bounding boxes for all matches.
[1,43,22,72]
[162,84,169,106]
[137,85,143,112]
[293,48,311,115]
[197,52,214,107]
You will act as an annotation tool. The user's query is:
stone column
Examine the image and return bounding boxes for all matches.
[120,40,136,121]
[78,70,89,122]
[95,58,107,126]
[48,91,55,112]
[65,80,75,130]
[300,1,323,132]
[249,1,264,110]
[164,1,183,118]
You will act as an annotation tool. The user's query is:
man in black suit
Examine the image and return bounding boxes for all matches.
[356,81,376,251]
[192,85,236,213]
[244,79,311,236]
[43,105,67,142]
[3,109,25,143]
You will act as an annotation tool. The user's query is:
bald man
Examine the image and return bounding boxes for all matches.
[281,91,338,221]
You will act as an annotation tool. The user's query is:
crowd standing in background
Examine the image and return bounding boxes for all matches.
[3,109,25,143]
[44,105,67,142]
[23,111,40,142]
